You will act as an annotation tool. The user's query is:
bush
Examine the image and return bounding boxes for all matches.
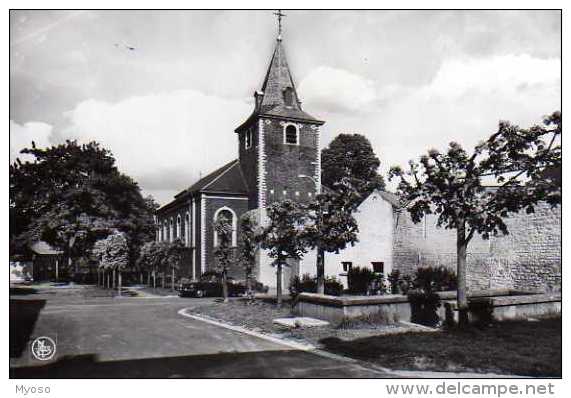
[387,270,401,294]
[289,273,343,299]
[347,266,376,295]
[413,266,457,292]
[408,289,441,327]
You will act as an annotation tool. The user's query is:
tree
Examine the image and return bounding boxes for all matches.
[321,133,385,198]
[214,217,234,303]
[302,177,360,294]
[389,112,561,327]
[259,200,308,306]
[237,213,259,297]
[92,231,129,294]
[166,239,185,291]
[10,140,156,277]
[138,241,166,288]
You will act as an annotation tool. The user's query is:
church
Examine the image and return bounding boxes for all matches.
[155,23,323,287]
[156,18,561,292]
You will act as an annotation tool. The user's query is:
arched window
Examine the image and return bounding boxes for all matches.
[185,212,191,246]
[284,124,298,145]
[163,220,168,242]
[213,207,237,247]
[176,215,182,241]
[169,218,174,242]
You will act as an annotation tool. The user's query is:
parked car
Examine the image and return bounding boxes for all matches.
[178,272,268,298]
[179,277,245,298]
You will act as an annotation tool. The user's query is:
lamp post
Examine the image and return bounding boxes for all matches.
[298,174,326,294]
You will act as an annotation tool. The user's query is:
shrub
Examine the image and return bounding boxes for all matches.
[289,273,343,299]
[468,298,495,327]
[408,289,442,327]
[387,269,401,294]
[347,266,375,295]
[413,266,457,292]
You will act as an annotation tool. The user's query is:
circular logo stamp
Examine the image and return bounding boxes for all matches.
[31,336,56,361]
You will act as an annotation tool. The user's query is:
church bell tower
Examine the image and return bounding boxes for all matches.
[235,11,325,211]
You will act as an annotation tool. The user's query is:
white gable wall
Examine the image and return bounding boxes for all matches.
[325,192,394,287]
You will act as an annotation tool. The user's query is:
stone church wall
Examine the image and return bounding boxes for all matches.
[262,118,319,206]
[392,202,561,291]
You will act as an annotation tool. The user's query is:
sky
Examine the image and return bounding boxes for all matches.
[10,10,561,205]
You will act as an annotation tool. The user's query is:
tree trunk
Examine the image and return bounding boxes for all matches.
[171,267,175,291]
[107,272,110,289]
[316,247,325,295]
[457,221,469,328]
[97,269,100,286]
[112,269,116,289]
[162,272,165,288]
[118,271,122,297]
[147,271,151,286]
[246,270,252,296]
[276,262,283,307]
[222,269,229,303]
[153,271,156,289]
[140,272,143,284]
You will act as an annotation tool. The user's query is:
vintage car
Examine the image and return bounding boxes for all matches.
[179,272,267,298]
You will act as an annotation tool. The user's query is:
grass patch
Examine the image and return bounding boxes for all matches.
[320,316,561,377]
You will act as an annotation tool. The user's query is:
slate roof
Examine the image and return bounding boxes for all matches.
[158,159,249,213]
[30,241,62,255]
[236,39,323,132]
[378,190,403,208]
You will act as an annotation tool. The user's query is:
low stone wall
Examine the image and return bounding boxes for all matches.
[293,290,561,325]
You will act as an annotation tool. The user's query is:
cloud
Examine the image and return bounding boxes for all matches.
[366,54,561,188]
[62,90,252,204]
[298,66,378,114]
[9,120,53,163]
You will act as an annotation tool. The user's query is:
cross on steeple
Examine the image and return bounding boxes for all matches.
[273,10,286,40]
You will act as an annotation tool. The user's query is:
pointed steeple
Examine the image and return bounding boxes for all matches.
[235,15,324,133]
[258,39,301,112]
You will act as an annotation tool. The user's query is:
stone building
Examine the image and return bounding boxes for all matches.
[155,30,324,286]
[326,191,561,292]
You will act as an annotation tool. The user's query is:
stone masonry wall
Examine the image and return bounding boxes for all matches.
[392,202,561,291]
[262,118,319,205]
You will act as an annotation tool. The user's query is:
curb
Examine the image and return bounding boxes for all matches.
[178,308,523,379]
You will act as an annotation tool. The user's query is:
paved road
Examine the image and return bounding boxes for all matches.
[10,287,389,378]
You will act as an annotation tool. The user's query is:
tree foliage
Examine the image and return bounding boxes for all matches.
[321,133,385,197]
[10,140,157,271]
[92,231,129,272]
[237,213,260,292]
[214,217,234,302]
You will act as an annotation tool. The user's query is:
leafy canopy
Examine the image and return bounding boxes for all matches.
[259,200,308,265]
[389,111,561,243]
[302,177,360,254]
[10,140,157,263]
[321,133,385,197]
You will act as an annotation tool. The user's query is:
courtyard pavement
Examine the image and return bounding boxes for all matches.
[9,285,390,378]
